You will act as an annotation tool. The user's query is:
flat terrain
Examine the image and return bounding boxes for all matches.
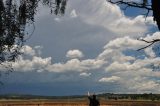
[1,99,160,106]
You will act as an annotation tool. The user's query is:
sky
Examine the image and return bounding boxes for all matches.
[0,0,160,96]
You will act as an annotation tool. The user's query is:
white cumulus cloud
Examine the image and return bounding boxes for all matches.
[66,49,84,59]
[80,72,91,77]
[70,9,78,18]
[99,76,121,83]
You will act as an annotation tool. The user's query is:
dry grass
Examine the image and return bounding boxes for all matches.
[0,99,160,106]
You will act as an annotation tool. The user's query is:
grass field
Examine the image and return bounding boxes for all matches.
[0,99,160,106]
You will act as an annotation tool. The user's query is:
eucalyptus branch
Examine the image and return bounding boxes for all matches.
[108,0,152,10]
[137,39,160,51]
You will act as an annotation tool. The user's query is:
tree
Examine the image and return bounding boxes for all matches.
[0,0,67,64]
[108,0,160,50]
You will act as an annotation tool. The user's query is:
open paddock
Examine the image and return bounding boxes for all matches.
[0,99,160,106]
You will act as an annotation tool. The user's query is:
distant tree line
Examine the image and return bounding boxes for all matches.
[99,93,160,101]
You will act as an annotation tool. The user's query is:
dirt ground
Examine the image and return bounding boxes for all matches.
[0,99,160,106]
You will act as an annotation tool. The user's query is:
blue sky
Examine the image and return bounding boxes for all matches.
[0,0,160,96]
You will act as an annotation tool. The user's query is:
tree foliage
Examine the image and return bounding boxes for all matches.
[0,0,67,64]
